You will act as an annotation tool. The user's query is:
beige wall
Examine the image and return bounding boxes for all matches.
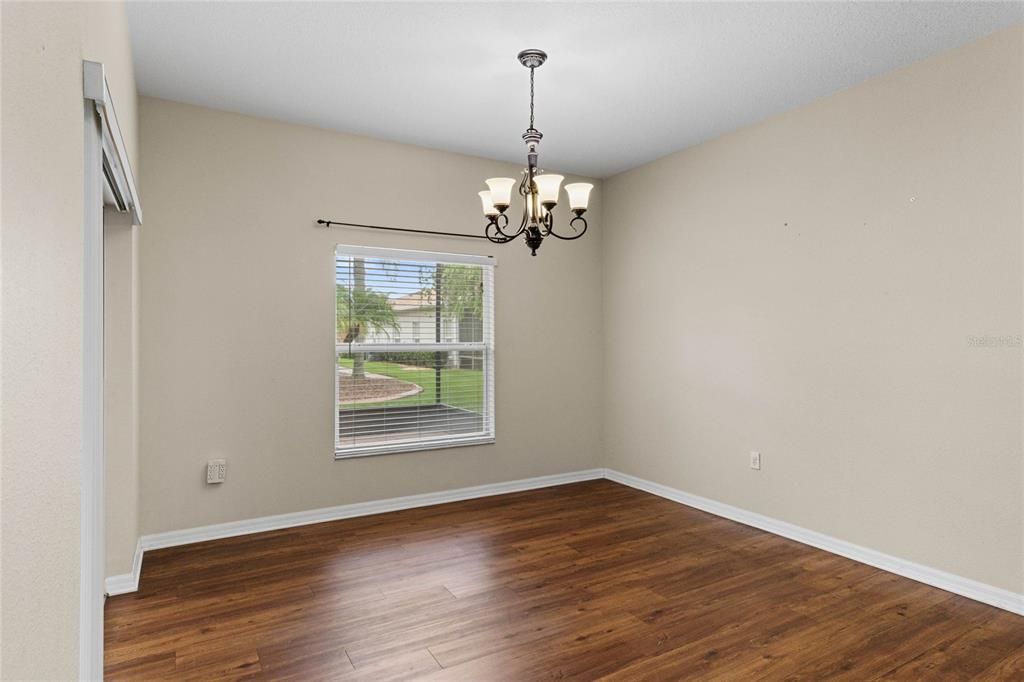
[137,97,603,534]
[0,1,138,677]
[602,25,1024,593]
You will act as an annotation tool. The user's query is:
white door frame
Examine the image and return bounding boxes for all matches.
[81,60,142,680]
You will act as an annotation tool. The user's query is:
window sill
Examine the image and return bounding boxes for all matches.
[335,434,495,460]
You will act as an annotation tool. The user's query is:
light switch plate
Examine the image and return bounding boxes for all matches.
[750,451,761,470]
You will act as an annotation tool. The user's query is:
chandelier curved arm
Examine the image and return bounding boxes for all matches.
[544,212,589,241]
[484,213,520,243]
[518,172,532,197]
[501,211,530,240]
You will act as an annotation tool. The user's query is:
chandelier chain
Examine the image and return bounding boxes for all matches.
[529,67,535,130]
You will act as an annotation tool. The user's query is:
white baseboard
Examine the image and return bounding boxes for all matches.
[104,538,143,596]
[104,466,1024,617]
[139,469,606,552]
[603,468,1024,616]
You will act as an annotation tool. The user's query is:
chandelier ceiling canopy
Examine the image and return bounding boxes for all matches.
[478,49,593,256]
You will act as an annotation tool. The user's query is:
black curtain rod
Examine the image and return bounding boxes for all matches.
[317,219,489,240]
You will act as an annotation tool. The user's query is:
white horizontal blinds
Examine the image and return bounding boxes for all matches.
[335,245,495,457]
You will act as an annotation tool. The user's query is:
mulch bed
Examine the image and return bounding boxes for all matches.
[338,372,422,404]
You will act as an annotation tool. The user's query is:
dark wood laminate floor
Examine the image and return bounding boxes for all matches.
[105,480,1024,681]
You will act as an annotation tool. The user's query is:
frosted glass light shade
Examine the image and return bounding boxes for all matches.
[534,174,564,207]
[485,177,516,209]
[478,190,498,217]
[564,183,594,211]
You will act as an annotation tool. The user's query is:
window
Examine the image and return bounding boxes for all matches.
[335,245,495,457]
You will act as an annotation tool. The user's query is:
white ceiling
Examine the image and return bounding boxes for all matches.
[127,2,1024,178]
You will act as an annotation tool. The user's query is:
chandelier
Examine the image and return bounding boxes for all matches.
[477,49,594,256]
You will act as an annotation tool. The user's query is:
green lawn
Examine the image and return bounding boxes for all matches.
[338,357,484,412]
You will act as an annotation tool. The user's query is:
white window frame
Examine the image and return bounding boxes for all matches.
[334,245,495,459]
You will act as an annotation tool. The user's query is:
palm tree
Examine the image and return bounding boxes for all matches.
[436,264,484,321]
[337,258,398,379]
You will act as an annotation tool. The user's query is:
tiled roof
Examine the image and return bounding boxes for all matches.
[390,289,435,311]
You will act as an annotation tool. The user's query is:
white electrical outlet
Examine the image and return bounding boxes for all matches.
[207,459,226,484]
[749,451,761,470]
